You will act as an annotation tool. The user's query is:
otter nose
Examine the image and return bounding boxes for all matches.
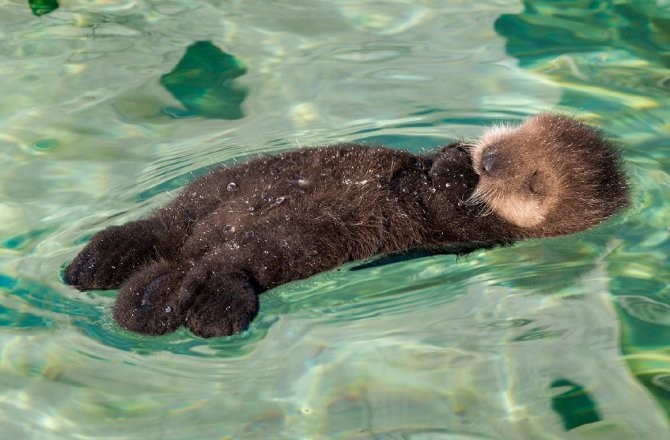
[482,152,499,175]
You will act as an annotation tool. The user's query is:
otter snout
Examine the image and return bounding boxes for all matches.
[482,152,500,175]
[478,149,512,178]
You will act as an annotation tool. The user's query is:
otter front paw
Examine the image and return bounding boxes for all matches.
[65,221,164,290]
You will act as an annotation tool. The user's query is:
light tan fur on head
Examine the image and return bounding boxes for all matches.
[468,113,628,237]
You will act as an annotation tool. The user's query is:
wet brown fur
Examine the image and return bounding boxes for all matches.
[65,114,629,338]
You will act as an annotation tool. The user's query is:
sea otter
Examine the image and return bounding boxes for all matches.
[65,114,629,337]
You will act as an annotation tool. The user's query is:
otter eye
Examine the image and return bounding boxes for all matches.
[528,171,546,196]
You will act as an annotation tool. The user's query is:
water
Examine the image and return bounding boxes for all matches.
[1,0,669,438]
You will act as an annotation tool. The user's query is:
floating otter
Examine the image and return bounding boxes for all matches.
[65,114,629,337]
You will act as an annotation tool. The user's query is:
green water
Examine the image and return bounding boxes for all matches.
[1,0,669,438]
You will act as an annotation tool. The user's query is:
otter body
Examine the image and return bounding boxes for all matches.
[66,114,628,337]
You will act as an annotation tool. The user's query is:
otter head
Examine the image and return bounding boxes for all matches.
[469,113,629,237]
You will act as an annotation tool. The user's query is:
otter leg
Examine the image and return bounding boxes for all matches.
[65,218,180,290]
[112,254,260,338]
[110,211,386,337]
[66,166,248,291]
[175,218,374,337]
[181,262,260,338]
[113,260,190,335]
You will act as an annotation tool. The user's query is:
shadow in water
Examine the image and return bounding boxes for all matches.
[160,41,248,120]
[551,379,601,431]
[495,0,669,68]
[29,0,59,16]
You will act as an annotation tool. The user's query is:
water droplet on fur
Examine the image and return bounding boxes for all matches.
[275,197,285,205]
[227,182,238,192]
[445,183,451,188]
[245,231,255,239]
[223,224,235,233]
[430,187,436,193]
[164,306,172,313]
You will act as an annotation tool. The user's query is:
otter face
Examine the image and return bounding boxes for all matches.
[469,119,561,228]
[468,113,628,236]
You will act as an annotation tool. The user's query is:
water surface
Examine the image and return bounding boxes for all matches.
[1,0,669,438]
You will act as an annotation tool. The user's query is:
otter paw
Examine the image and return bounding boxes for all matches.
[65,221,163,290]
[113,261,190,335]
[181,268,260,338]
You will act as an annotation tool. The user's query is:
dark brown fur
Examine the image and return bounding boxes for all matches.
[65,114,628,337]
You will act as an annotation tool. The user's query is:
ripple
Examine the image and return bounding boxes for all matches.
[0,0,669,437]
[325,45,410,63]
[618,295,670,326]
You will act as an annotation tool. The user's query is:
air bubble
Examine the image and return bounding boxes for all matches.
[164,306,173,313]
[245,231,255,239]
[227,182,238,192]
[275,197,285,205]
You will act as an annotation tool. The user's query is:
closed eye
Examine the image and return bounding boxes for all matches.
[528,171,546,196]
